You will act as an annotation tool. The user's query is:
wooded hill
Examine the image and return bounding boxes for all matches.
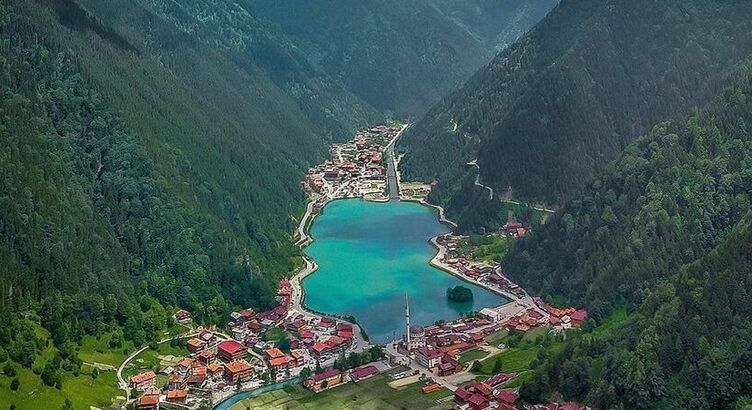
[400,0,752,229]
[244,0,557,117]
[509,59,752,408]
[0,0,380,395]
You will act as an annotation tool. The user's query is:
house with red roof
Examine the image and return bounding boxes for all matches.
[305,368,345,392]
[495,390,520,409]
[438,355,463,376]
[166,388,188,403]
[136,393,159,410]
[570,309,588,327]
[217,340,248,362]
[416,346,443,369]
[130,371,156,391]
[224,360,253,384]
[315,317,336,331]
[174,309,192,323]
[197,349,216,365]
[268,354,294,371]
[349,365,378,382]
[484,373,517,388]
[467,393,490,410]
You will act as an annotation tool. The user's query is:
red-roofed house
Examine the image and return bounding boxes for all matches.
[495,390,520,408]
[136,393,159,410]
[485,373,516,387]
[197,349,216,364]
[224,360,253,384]
[174,309,192,323]
[316,317,336,331]
[349,365,378,382]
[305,368,344,392]
[571,309,588,327]
[264,347,285,359]
[312,342,328,356]
[268,355,294,371]
[467,393,490,410]
[416,346,443,369]
[167,389,188,403]
[130,371,156,391]
[218,340,248,362]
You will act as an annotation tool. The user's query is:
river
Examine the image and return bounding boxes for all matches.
[302,199,506,343]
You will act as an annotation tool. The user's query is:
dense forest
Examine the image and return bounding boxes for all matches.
[244,0,557,116]
[508,60,752,408]
[400,0,752,227]
[0,0,285,374]
[0,0,380,401]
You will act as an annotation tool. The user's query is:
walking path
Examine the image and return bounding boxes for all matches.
[294,193,320,246]
[116,331,198,401]
[500,198,556,214]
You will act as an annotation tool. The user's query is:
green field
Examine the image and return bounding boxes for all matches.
[0,365,122,410]
[232,368,453,410]
[458,235,512,262]
[473,327,558,375]
[458,348,490,364]
[78,333,135,368]
[485,330,509,347]
[261,327,289,342]
[122,342,190,383]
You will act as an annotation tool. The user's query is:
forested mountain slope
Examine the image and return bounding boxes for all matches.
[244,0,557,116]
[505,60,752,315]
[400,0,752,222]
[429,0,558,53]
[504,61,752,407]
[0,0,379,399]
[523,211,752,409]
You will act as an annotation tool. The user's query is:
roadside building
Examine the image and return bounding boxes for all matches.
[416,346,443,369]
[130,371,156,391]
[136,393,159,410]
[438,355,463,376]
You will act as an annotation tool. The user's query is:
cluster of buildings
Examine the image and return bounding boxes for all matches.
[302,125,402,202]
[453,373,520,410]
[437,234,526,299]
[131,330,257,409]
[132,274,367,408]
[533,298,588,330]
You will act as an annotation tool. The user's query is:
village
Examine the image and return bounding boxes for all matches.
[124,124,588,410]
[301,124,404,204]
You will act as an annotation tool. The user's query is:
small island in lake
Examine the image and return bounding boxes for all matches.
[446,285,473,303]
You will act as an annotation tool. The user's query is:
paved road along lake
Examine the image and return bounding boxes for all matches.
[302,199,506,343]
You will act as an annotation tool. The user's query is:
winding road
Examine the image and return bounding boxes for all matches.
[467,159,493,201]
[116,331,198,401]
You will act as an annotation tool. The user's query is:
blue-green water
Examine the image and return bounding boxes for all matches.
[303,199,506,343]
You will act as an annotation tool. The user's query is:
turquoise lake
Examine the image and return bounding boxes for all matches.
[302,199,506,343]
